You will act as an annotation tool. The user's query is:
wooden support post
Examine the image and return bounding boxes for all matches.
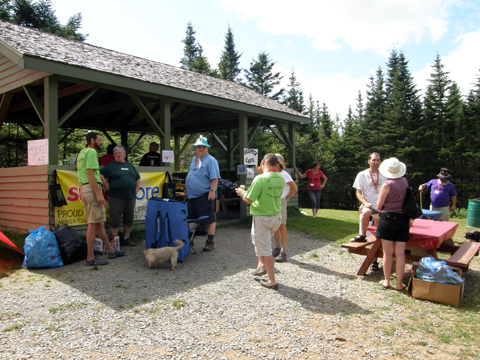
[159,98,171,166]
[239,114,248,218]
[44,76,59,165]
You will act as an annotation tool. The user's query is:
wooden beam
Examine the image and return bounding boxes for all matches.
[288,123,296,168]
[0,93,13,132]
[269,125,286,146]
[59,128,76,144]
[8,84,94,113]
[211,132,227,151]
[128,92,164,137]
[130,132,146,149]
[23,85,44,125]
[19,123,38,140]
[58,87,99,127]
[174,134,195,162]
[159,98,171,158]
[44,76,59,165]
[274,120,293,150]
[247,118,263,146]
[101,130,116,146]
[239,114,248,218]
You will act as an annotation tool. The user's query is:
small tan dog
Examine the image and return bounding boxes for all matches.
[143,240,184,271]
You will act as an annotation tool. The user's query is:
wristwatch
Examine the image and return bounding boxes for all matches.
[210,189,215,192]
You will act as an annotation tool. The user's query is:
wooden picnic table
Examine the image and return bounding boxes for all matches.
[342,219,480,276]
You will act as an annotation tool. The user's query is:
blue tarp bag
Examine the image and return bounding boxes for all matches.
[415,256,463,286]
[22,225,64,269]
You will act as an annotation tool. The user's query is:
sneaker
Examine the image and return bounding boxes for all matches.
[260,279,279,290]
[275,250,286,263]
[203,240,214,252]
[121,237,136,247]
[86,258,108,266]
[108,250,125,259]
[272,246,281,258]
[251,266,266,276]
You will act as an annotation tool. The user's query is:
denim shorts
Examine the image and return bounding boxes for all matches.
[376,212,410,242]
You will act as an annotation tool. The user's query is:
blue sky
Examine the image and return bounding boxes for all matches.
[51,0,480,120]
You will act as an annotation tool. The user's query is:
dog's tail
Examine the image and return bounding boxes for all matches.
[173,240,184,249]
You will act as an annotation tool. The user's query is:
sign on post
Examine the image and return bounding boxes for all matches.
[244,148,258,165]
[27,139,49,165]
[162,150,174,163]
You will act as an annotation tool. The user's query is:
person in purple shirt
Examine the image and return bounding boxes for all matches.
[419,168,457,221]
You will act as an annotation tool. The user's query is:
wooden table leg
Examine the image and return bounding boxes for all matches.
[357,238,382,276]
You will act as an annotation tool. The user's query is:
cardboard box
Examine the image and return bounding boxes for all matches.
[408,271,464,307]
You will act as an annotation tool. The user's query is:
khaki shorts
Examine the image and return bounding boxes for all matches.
[80,184,106,224]
[251,214,282,257]
[280,198,287,225]
[430,205,450,221]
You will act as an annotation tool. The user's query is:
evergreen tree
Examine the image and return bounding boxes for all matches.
[283,68,305,113]
[180,21,199,71]
[218,25,242,82]
[189,45,213,75]
[244,51,284,100]
[363,67,387,154]
[318,102,334,139]
[1,0,86,41]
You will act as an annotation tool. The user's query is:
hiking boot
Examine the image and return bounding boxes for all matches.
[251,266,266,276]
[260,279,279,290]
[275,250,286,263]
[86,258,108,266]
[121,237,136,247]
[108,250,125,259]
[203,240,214,252]
[272,246,281,258]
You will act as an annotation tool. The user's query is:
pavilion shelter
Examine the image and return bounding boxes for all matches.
[0,21,308,232]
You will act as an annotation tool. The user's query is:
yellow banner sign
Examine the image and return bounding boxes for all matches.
[54,170,166,227]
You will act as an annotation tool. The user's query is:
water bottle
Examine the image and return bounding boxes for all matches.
[70,154,75,165]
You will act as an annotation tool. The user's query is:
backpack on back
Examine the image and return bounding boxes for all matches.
[403,179,423,219]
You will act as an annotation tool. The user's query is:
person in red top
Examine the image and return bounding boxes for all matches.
[98,144,115,166]
[295,161,328,218]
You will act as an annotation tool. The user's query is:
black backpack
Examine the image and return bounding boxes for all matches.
[403,179,423,219]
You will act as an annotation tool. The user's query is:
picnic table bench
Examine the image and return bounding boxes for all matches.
[342,219,479,276]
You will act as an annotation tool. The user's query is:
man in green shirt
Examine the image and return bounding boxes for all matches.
[236,153,284,290]
[77,132,125,266]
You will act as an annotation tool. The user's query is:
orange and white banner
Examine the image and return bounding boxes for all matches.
[54,170,166,227]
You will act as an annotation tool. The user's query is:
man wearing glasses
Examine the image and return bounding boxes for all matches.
[185,135,220,252]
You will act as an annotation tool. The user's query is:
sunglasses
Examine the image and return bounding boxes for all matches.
[196,145,207,149]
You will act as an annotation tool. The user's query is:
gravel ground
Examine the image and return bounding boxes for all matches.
[0,226,478,359]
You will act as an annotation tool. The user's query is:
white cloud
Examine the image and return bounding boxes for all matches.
[221,0,459,56]
[413,27,480,97]
[304,73,371,119]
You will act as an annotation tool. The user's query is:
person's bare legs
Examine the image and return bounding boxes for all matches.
[86,223,97,262]
[276,224,288,249]
[360,208,372,236]
[312,208,317,218]
[206,222,216,236]
[260,255,276,285]
[394,241,407,290]
[381,239,394,288]
[123,225,132,239]
[110,227,119,237]
[97,222,115,254]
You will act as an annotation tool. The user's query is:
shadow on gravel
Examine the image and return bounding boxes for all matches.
[276,283,373,315]
[29,226,345,311]
[288,258,357,279]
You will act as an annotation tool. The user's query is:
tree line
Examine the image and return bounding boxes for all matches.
[1,7,479,211]
[179,22,480,210]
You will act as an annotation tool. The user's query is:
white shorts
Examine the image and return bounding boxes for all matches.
[251,215,282,257]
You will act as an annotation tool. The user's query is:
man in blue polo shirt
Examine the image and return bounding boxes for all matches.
[186,135,220,252]
[419,167,457,221]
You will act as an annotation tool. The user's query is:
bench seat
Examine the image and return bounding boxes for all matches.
[446,241,480,271]
[341,236,376,249]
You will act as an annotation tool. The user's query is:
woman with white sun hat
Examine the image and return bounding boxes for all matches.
[375,157,409,291]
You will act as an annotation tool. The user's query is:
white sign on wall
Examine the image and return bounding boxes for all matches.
[244,148,258,165]
[162,150,174,163]
[28,139,49,165]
